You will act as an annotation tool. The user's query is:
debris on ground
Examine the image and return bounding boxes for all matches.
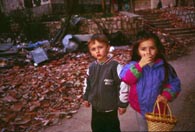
[0,46,131,132]
[1,7,195,132]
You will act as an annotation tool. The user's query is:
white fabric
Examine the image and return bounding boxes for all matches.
[117,64,129,103]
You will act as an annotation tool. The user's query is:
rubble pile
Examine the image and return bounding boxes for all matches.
[0,47,132,132]
[1,7,194,131]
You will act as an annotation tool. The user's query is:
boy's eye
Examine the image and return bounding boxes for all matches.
[98,46,103,49]
[90,48,96,51]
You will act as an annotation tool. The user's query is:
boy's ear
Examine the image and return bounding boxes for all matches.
[108,45,110,48]
[107,45,111,51]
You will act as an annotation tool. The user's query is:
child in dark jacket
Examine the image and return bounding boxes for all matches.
[83,34,129,132]
[120,30,181,131]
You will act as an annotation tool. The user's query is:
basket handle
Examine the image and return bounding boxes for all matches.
[152,101,173,120]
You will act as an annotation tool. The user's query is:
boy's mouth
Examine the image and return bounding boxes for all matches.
[97,54,101,57]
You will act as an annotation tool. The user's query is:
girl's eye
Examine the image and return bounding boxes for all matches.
[140,47,146,51]
[150,47,156,50]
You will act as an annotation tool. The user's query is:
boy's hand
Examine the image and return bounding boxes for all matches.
[118,107,126,115]
[83,100,90,107]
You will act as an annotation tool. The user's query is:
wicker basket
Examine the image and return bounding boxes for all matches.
[145,101,177,131]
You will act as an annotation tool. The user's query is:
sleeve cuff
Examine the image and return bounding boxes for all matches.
[118,101,129,108]
[135,63,142,72]
[162,91,172,101]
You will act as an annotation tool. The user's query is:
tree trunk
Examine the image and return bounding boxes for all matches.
[0,0,4,13]
[192,0,195,7]
[129,0,135,13]
[101,0,106,13]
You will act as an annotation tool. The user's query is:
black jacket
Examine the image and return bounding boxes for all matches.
[83,59,128,112]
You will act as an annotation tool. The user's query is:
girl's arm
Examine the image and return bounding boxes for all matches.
[119,62,142,85]
[161,66,181,101]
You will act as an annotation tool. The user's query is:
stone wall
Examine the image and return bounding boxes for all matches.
[44,13,143,41]
[168,7,195,26]
[2,0,24,14]
[32,4,52,17]
[43,21,61,38]
[135,0,177,10]
[78,13,143,40]
[135,0,151,10]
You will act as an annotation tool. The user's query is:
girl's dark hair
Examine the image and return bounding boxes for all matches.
[132,30,177,84]
[132,30,165,61]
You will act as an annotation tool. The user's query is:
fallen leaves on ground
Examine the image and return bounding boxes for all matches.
[0,47,132,132]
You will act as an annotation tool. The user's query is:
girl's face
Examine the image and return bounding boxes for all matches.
[89,40,110,62]
[138,39,158,62]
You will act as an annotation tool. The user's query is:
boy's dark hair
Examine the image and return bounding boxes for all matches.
[132,30,177,87]
[88,34,109,47]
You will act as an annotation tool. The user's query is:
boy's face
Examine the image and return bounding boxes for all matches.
[88,40,110,62]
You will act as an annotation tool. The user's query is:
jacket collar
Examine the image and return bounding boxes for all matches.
[95,56,113,65]
[151,58,164,68]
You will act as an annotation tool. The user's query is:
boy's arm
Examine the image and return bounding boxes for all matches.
[117,64,129,108]
[83,71,91,108]
[83,69,90,101]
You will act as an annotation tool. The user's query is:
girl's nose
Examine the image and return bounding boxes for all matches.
[146,49,151,54]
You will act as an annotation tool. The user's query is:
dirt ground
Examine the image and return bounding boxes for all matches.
[169,44,195,131]
[41,44,195,132]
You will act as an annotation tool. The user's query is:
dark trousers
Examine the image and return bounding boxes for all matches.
[91,108,121,132]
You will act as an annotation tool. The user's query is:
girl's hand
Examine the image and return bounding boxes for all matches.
[157,95,168,104]
[139,54,154,68]
[118,107,126,115]
[83,100,90,107]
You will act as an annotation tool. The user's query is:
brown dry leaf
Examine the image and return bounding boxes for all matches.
[29,101,41,111]
[12,116,31,125]
[10,102,23,112]
[2,95,17,103]
[1,113,17,123]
